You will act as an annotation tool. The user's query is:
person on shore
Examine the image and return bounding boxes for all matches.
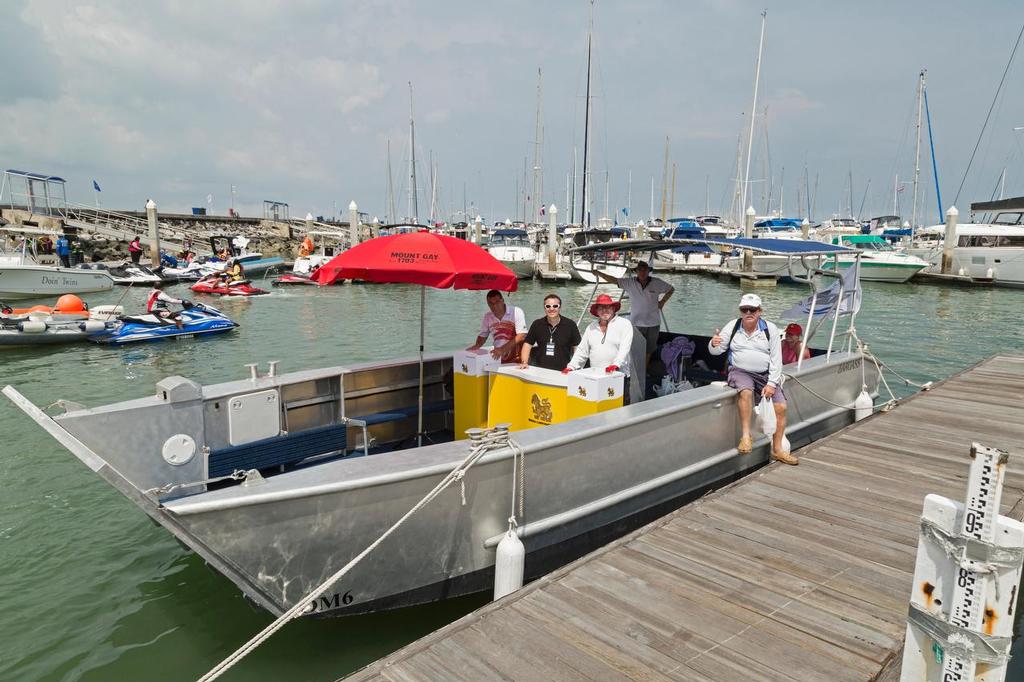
[128,236,143,265]
[596,261,673,369]
[782,323,812,365]
[55,234,71,267]
[467,289,527,362]
[519,294,581,371]
[565,294,634,401]
[709,293,796,465]
[146,282,186,330]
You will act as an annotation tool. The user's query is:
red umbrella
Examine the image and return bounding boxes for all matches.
[311,230,518,291]
[311,230,518,445]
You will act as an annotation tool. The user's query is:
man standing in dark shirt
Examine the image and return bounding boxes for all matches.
[519,293,582,371]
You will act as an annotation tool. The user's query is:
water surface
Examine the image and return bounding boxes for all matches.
[1,273,1021,681]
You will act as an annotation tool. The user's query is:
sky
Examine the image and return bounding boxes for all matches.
[1,0,1022,226]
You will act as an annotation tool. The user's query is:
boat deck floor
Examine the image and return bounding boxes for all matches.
[343,353,1024,681]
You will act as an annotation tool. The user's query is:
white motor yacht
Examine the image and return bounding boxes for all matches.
[567,228,630,282]
[486,228,537,279]
[653,220,722,269]
[906,210,1024,287]
[821,234,928,283]
[0,228,114,300]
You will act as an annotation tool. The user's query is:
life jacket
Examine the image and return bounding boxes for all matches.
[146,289,164,312]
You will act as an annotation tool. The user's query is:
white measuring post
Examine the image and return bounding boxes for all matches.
[900,442,1024,681]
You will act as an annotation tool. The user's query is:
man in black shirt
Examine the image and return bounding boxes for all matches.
[519,293,582,371]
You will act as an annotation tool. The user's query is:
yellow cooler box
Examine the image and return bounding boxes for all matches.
[487,366,570,431]
[487,366,624,431]
[567,367,625,419]
[453,349,502,439]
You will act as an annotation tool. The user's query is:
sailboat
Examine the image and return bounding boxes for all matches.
[567,1,629,283]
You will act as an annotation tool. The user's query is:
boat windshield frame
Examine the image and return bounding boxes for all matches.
[567,237,861,367]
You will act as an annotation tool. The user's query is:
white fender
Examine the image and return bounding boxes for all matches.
[493,529,525,600]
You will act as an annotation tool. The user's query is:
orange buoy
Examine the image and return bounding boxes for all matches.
[54,294,87,314]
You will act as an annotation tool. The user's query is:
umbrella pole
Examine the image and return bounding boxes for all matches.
[418,285,425,447]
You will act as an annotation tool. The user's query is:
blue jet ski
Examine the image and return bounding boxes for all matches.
[92,301,238,344]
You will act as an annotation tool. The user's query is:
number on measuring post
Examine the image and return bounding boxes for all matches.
[940,444,1008,681]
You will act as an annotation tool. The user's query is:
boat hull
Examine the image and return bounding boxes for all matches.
[568,259,627,283]
[0,265,114,300]
[20,350,878,617]
[488,247,538,279]
[821,259,926,283]
[906,245,1024,287]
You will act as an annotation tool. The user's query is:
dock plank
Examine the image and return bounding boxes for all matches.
[344,354,1024,681]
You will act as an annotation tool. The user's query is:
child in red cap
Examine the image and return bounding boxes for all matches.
[782,323,811,365]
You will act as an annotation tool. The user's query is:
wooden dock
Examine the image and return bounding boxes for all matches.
[344,354,1024,682]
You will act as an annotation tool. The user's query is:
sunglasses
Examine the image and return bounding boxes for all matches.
[739,306,760,314]
[544,303,560,309]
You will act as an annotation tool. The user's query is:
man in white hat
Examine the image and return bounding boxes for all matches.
[708,293,795,465]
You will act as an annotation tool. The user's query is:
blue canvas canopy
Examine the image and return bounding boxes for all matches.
[5,169,66,183]
[754,217,802,229]
[491,228,529,237]
[569,237,853,257]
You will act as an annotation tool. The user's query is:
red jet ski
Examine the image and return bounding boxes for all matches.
[272,273,319,286]
[191,277,269,296]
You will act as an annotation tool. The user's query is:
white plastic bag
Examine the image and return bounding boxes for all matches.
[755,398,777,436]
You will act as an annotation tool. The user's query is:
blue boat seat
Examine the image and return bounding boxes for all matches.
[206,399,454,477]
[354,399,454,426]
[208,422,348,477]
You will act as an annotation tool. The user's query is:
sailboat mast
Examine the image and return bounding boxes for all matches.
[649,176,655,221]
[627,169,632,221]
[848,168,854,218]
[660,136,669,223]
[740,11,767,216]
[778,166,785,217]
[532,68,544,226]
[407,82,419,223]
[428,150,436,224]
[570,147,577,224]
[580,0,594,228]
[911,69,925,229]
[669,163,677,220]
[603,171,610,222]
[705,174,710,216]
[386,138,396,224]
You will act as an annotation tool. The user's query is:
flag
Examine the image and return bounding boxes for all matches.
[539,206,545,216]
[897,184,906,193]
[622,207,629,217]
[92,180,101,192]
[206,194,213,204]
[780,259,862,321]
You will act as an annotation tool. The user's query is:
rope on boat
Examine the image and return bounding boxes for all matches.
[507,435,526,531]
[196,425,519,682]
[785,333,935,415]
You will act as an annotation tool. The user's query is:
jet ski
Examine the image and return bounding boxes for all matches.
[161,259,222,282]
[191,277,268,296]
[91,301,237,344]
[271,273,318,286]
[0,295,120,346]
[75,261,163,285]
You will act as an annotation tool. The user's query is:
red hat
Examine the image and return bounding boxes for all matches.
[785,323,803,336]
[590,293,621,316]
